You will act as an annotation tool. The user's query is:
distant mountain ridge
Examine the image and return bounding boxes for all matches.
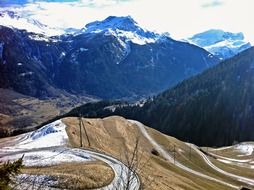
[0,15,219,99]
[187,29,251,59]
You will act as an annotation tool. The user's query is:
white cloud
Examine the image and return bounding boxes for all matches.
[1,0,253,43]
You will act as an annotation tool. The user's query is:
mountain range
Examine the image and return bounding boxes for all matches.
[2,4,254,190]
[1,12,254,147]
[0,14,219,99]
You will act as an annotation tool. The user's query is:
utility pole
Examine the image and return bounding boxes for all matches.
[80,116,91,147]
[79,116,83,147]
[173,145,176,165]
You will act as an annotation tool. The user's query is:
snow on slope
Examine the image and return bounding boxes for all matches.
[0,120,93,166]
[236,143,254,156]
[0,10,63,36]
[82,16,163,45]
[5,149,93,166]
[17,120,68,150]
[187,29,251,59]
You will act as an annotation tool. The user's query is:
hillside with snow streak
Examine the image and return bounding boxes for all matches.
[0,118,141,190]
[0,120,93,166]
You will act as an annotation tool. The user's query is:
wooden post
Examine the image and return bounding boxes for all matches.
[79,117,83,147]
[80,117,91,147]
[173,145,176,165]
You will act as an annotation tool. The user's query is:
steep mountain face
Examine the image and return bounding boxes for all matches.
[0,26,66,98]
[0,16,219,99]
[187,29,251,60]
[67,47,254,147]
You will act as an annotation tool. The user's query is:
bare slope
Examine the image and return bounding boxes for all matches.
[63,116,254,190]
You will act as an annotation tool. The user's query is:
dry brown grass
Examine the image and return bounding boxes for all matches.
[22,161,114,189]
[146,127,251,188]
[63,116,236,190]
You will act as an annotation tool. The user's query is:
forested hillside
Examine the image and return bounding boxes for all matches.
[67,47,254,147]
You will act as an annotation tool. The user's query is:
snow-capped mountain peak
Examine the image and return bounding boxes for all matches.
[83,16,161,45]
[85,16,139,33]
[187,29,251,59]
[0,10,63,36]
[188,29,245,47]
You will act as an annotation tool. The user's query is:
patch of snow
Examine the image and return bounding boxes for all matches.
[0,120,94,167]
[79,47,88,52]
[116,29,157,45]
[28,34,49,42]
[236,143,254,156]
[17,120,68,150]
[3,148,93,166]
[208,53,214,58]
[19,72,33,77]
[1,120,67,152]
[59,52,66,58]
[28,34,59,42]
[104,105,117,112]
[133,99,147,107]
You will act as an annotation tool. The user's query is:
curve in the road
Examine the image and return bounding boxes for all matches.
[0,120,141,190]
[75,148,140,190]
[129,120,239,189]
[188,144,254,187]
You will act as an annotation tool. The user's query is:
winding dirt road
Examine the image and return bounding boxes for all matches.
[187,143,254,187]
[129,120,239,189]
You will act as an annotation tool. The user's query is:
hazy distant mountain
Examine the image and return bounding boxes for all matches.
[0,10,63,35]
[187,29,251,60]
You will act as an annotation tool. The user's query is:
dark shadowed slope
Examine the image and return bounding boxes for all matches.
[67,47,254,147]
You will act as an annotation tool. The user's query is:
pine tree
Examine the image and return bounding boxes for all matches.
[0,156,23,190]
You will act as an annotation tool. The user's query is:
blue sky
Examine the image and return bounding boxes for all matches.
[0,0,253,42]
